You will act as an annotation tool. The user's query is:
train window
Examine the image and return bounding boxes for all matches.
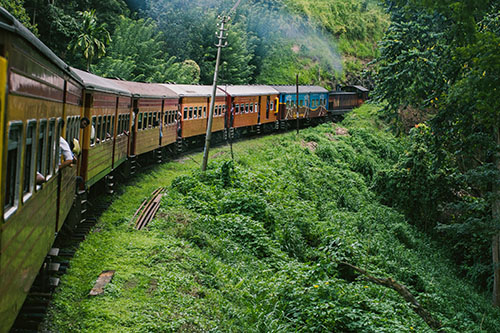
[193,107,198,119]
[4,122,23,218]
[107,115,112,139]
[203,106,206,118]
[183,107,187,120]
[45,119,56,179]
[90,116,96,145]
[270,101,274,111]
[249,104,253,113]
[96,116,102,142]
[111,115,115,137]
[117,115,122,135]
[137,113,143,130]
[75,116,80,140]
[66,117,72,141]
[23,120,36,202]
[188,107,192,119]
[235,104,240,114]
[197,107,201,118]
[37,120,47,189]
[255,103,258,114]
[55,118,63,169]
[147,113,152,128]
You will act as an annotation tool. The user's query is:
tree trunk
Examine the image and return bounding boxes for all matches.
[493,126,500,306]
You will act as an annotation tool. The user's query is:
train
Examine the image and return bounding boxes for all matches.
[0,7,367,332]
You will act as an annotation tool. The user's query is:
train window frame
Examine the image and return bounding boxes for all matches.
[110,115,115,138]
[90,116,97,146]
[137,113,143,131]
[23,120,37,203]
[249,103,253,113]
[96,116,102,143]
[183,107,188,120]
[107,115,112,139]
[270,101,274,111]
[235,104,240,114]
[255,103,258,114]
[55,118,63,170]
[147,112,152,128]
[4,121,23,220]
[45,119,56,180]
[117,115,122,136]
[193,107,198,119]
[188,107,193,119]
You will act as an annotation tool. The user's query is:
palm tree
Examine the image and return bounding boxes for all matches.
[69,10,111,71]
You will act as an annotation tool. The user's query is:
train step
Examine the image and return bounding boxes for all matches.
[49,277,59,287]
[48,263,60,272]
[48,248,59,257]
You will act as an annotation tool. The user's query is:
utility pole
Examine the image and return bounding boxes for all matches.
[201,16,229,171]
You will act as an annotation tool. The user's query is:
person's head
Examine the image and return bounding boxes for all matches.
[80,117,90,129]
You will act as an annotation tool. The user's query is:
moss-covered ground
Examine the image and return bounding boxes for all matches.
[46,104,500,332]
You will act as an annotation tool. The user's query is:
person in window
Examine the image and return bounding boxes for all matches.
[59,136,75,170]
[80,117,90,129]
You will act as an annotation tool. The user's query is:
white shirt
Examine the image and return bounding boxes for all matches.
[60,137,73,164]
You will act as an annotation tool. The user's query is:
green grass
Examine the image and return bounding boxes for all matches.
[46,105,500,332]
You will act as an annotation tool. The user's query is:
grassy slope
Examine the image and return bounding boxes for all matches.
[46,105,499,332]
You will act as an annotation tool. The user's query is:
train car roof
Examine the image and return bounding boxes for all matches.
[345,85,369,92]
[160,84,225,98]
[71,67,132,96]
[112,80,178,99]
[0,7,81,82]
[217,85,279,96]
[271,85,329,94]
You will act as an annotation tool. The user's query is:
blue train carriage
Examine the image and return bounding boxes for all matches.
[328,85,369,115]
[272,85,329,123]
[0,7,84,332]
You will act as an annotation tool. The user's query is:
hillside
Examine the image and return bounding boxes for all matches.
[45,106,500,332]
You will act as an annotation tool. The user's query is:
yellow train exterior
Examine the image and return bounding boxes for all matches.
[0,8,85,332]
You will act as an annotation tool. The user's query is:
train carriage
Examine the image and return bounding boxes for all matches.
[113,81,179,156]
[0,8,84,332]
[71,68,132,187]
[218,85,280,133]
[272,85,329,121]
[161,84,226,143]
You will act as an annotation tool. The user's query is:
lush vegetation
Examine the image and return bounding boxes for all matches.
[2,0,387,87]
[45,106,500,331]
[372,0,500,301]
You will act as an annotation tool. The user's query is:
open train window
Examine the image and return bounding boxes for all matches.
[4,122,23,219]
[55,118,63,169]
[110,115,115,138]
[107,115,112,139]
[147,112,152,128]
[23,120,36,202]
[249,104,253,113]
[91,116,97,145]
[96,116,102,142]
[188,107,193,119]
[255,103,258,114]
[193,107,198,119]
[45,119,56,180]
[117,115,122,135]
[235,104,240,114]
[137,113,143,130]
[270,101,274,111]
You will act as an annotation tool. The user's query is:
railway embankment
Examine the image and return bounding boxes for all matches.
[44,104,500,332]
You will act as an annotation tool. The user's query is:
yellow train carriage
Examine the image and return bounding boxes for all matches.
[71,68,132,187]
[0,8,84,332]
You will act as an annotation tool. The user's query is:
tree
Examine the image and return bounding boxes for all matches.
[69,10,111,71]
[0,0,37,34]
[92,15,200,83]
[373,0,500,303]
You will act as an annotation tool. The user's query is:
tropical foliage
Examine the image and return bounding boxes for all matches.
[372,0,500,298]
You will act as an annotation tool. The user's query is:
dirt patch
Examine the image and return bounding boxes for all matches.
[334,126,349,136]
[211,151,226,159]
[301,140,318,152]
[147,279,158,295]
[325,133,337,141]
